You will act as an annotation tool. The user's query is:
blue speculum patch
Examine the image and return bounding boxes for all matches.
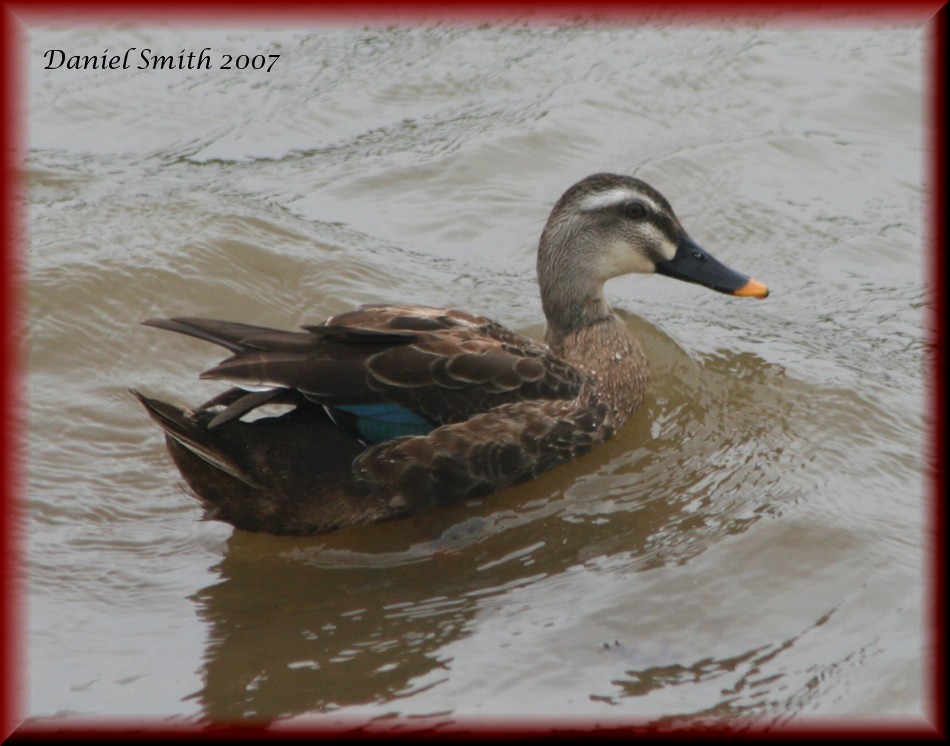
[332,403,434,443]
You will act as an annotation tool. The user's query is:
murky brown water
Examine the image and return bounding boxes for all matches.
[24,20,932,730]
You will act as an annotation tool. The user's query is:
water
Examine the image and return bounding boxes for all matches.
[23,20,931,730]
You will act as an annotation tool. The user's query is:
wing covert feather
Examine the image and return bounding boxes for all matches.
[169,304,585,424]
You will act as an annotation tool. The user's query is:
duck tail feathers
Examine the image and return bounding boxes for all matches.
[130,388,261,489]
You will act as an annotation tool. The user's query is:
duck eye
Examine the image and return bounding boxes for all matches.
[623,201,647,219]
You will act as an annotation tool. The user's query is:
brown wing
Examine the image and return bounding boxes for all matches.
[143,305,584,425]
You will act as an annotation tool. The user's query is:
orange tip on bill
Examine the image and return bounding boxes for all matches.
[734,277,769,299]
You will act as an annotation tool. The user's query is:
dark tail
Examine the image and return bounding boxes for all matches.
[130,388,260,488]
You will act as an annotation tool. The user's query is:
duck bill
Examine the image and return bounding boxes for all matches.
[655,235,769,299]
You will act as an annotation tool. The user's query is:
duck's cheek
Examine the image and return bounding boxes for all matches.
[595,237,665,279]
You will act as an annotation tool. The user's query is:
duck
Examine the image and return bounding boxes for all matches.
[133,173,768,536]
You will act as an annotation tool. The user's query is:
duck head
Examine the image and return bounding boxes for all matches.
[538,173,768,345]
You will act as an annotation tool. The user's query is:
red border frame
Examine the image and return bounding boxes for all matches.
[2,1,944,740]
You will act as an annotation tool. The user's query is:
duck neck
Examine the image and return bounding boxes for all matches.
[545,313,649,427]
[537,215,620,353]
[539,268,612,354]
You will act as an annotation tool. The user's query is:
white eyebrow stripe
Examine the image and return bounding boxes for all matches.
[579,188,657,213]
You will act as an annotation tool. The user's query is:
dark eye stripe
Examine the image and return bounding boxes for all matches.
[623,201,647,219]
[618,201,681,251]
[658,211,679,240]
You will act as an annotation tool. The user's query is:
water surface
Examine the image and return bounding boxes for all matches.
[25,21,931,729]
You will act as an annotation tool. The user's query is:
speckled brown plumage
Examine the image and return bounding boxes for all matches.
[135,173,767,535]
